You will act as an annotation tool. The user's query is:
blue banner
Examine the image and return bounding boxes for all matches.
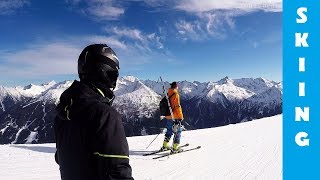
[283,0,320,179]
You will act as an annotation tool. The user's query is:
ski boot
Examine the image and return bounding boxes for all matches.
[160,140,171,151]
[171,143,183,153]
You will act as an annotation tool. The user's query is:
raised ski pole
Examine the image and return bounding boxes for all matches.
[160,76,175,122]
[146,76,175,149]
[160,76,178,144]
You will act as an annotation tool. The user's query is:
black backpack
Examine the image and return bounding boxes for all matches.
[159,93,175,116]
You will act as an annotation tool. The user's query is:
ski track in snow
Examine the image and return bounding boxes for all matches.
[0,115,282,180]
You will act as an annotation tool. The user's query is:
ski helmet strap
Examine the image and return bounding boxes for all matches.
[85,82,115,104]
[103,93,115,104]
[95,87,115,104]
[96,88,105,97]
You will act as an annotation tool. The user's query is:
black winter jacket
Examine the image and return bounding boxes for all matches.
[54,80,133,180]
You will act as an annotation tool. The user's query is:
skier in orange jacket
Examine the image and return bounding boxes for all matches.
[161,81,184,153]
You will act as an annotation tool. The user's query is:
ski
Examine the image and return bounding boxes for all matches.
[152,146,201,159]
[143,143,189,156]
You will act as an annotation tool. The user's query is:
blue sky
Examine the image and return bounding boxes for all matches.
[0,0,282,86]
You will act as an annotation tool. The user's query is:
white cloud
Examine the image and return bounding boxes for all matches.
[0,0,29,15]
[147,33,164,49]
[106,26,164,50]
[135,0,282,13]
[66,0,125,20]
[172,0,281,41]
[86,35,128,50]
[109,27,145,41]
[175,0,282,13]
[201,12,236,37]
[175,11,237,41]
[88,3,124,20]
[86,30,168,68]
[0,42,80,76]
[93,27,168,67]
[176,20,196,34]
[175,20,206,41]
[0,31,167,77]
[0,36,129,77]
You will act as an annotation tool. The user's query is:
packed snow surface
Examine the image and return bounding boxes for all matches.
[0,115,282,180]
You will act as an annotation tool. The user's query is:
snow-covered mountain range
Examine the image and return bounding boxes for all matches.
[0,76,282,144]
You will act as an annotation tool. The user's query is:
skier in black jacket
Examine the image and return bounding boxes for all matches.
[54,44,133,180]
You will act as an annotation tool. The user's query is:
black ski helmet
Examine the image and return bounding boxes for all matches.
[78,44,120,89]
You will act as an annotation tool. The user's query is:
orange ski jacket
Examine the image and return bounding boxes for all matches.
[165,88,184,120]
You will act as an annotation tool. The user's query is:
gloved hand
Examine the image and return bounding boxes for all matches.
[172,120,181,133]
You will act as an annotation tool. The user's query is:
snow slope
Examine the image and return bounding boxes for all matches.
[0,115,282,180]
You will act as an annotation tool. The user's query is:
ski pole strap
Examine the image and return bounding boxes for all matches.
[172,105,181,109]
[93,152,129,159]
[167,93,175,99]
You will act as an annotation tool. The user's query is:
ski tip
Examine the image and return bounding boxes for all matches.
[197,146,201,149]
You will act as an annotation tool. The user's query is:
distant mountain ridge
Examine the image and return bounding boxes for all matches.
[0,76,282,144]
